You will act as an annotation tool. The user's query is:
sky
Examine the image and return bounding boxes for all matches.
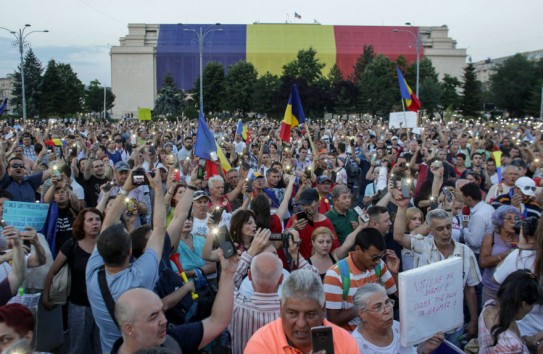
[1,0,542,87]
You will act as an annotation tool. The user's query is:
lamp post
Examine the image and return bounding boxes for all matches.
[393,25,428,97]
[179,23,222,115]
[0,24,48,122]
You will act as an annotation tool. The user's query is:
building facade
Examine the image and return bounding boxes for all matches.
[111,23,466,118]
[0,77,15,115]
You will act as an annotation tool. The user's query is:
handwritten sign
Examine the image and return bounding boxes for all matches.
[399,257,463,347]
[3,201,50,231]
[389,111,418,129]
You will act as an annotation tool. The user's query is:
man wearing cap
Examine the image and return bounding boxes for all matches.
[316,175,334,214]
[192,191,212,238]
[286,188,338,259]
[250,171,265,199]
[492,176,541,218]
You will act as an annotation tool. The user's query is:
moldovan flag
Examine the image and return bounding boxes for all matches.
[396,67,421,112]
[279,84,306,143]
[138,108,152,121]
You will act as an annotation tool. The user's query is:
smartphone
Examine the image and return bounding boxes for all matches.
[126,198,138,215]
[173,169,181,183]
[401,178,411,199]
[245,177,253,193]
[325,160,333,169]
[197,159,206,180]
[296,211,308,222]
[354,206,369,223]
[442,187,453,203]
[0,220,7,228]
[216,226,235,258]
[167,154,176,165]
[103,181,115,192]
[311,326,334,354]
[132,169,155,185]
[371,154,376,163]
[304,167,312,178]
[211,207,223,224]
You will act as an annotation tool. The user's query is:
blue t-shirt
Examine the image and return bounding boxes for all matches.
[85,247,159,353]
[171,235,206,272]
[0,172,43,202]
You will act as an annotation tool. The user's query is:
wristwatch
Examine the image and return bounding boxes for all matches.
[118,188,128,196]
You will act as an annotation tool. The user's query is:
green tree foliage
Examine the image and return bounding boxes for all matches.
[357,55,397,114]
[490,54,539,116]
[194,62,225,115]
[10,48,44,118]
[419,79,442,115]
[252,72,281,116]
[461,62,483,117]
[153,74,184,119]
[282,47,325,85]
[440,74,461,110]
[328,65,358,114]
[84,80,115,115]
[40,60,84,117]
[351,45,375,83]
[223,61,258,116]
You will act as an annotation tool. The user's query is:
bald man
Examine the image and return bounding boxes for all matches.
[230,252,284,354]
[110,251,238,354]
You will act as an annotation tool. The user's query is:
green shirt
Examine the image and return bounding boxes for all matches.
[325,207,358,244]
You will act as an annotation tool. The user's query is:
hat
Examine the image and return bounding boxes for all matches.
[299,188,319,205]
[515,176,537,197]
[317,175,332,184]
[114,161,130,172]
[368,130,377,137]
[391,136,399,140]
[511,159,527,169]
[163,142,173,148]
[193,191,211,201]
[253,171,264,179]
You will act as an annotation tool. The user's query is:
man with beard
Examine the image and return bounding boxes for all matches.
[177,136,193,161]
[83,157,111,207]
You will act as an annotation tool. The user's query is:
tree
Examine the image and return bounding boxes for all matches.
[40,60,84,117]
[57,63,84,115]
[328,65,357,114]
[357,55,397,114]
[10,48,44,118]
[252,72,281,117]
[351,45,375,83]
[419,79,442,115]
[440,74,461,111]
[282,47,325,85]
[223,61,258,116]
[490,54,538,116]
[461,62,483,117]
[194,62,225,115]
[153,74,184,119]
[84,80,115,116]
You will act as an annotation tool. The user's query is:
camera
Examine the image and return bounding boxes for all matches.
[513,217,539,237]
[131,168,155,186]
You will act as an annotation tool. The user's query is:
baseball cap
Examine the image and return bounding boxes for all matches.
[368,130,377,137]
[391,136,399,140]
[114,161,130,172]
[317,175,332,184]
[515,176,537,197]
[299,188,319,205]
[253,171,264,179]
[193,191,210,201]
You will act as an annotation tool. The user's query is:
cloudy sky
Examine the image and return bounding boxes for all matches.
[1,0,541,87]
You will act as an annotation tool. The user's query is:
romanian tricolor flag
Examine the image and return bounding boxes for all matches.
[45,139,68,147]
[279,84,306,143]
[236,120,248,142]
[396,67,421,112]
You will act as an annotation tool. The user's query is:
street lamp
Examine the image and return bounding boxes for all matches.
[179,23,223,115]
[393,25,429,97]
[0,24,48,122]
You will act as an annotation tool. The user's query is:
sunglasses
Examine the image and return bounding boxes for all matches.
[10,164,24,169]
[371,254,385,262]
[521,186,536,192]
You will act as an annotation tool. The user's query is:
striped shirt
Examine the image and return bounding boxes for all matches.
[323,252,397,332]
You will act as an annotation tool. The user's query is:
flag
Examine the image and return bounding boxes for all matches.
[493,150,502,182]
[294,12,301,19]
[236,119,248,140]
[138,107,152,121]
[396,67,421,112]
[45,139,68,147]
[279,84,306,142]
[194,112,217,160]
[215,141,232,172]
[0,98,7,116]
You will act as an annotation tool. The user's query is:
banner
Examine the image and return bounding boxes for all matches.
[389,111,418,129]
[3,201,50,231]
[138,108,152,121]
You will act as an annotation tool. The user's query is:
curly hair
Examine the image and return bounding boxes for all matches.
[491,205,521,233]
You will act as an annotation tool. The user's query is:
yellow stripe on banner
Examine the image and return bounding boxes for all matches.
[215,141,232,172]
[246,24,337,78]
[138,108,152,121]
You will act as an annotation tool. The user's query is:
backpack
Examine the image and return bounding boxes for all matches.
[338,258,381,301]
[339,155,360,178]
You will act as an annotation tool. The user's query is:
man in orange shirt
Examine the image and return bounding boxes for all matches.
[245,269,357,354]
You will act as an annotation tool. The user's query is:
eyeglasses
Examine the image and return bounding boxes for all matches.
[521,186,536,192]
[366,298,395,313]
[504,217,520,222]
[9,164,24,169]
[371,254,385,262]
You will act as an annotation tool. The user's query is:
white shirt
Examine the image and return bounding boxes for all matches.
[463,201,494,254]
[234,141,246,154]
[352,321,416,354]
[192,215,210,238]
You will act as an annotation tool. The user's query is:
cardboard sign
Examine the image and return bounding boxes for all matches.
[389,111,418,129]
[399,257,464,347]
[2,201,50,231]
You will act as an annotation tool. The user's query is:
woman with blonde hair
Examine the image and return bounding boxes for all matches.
[400,207,424,271]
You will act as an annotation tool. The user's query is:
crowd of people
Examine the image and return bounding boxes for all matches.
[0,115,542,353]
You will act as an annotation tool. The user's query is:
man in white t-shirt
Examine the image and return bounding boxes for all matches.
[191,191,211,238]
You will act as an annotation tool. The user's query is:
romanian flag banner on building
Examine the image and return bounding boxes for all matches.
[279,84,306,142]
[396,67,421,112]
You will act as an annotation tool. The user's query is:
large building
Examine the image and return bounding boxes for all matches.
[0,77,15,115]
[111,23,466,118]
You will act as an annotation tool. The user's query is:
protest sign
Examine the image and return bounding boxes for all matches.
[2,201,50,231]
[399,257,463,347]
[389,111,418,129]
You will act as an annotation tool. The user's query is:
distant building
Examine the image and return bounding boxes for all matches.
[111,23,467,119]
[473,49,543,87]
[0,77,15,115]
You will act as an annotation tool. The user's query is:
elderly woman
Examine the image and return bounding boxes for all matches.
[352,283,444,354]
[479,205,522,304]
[478,269,542,353]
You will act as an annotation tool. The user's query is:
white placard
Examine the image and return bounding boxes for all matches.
[389,111,418,129]
[399,257,463,347]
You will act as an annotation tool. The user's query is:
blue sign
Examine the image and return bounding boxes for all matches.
[2,201,50,231]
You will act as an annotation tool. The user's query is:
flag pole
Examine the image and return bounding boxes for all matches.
[305,122,317,156]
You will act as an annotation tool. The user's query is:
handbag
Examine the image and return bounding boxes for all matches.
[191,268,217,322]
[48,239,77,305]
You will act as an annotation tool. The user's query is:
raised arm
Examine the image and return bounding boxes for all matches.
[4,227,25,295]
[274,174,295,221]
[166,168,198,250]
[392,200,413,249]
[332,218,366,260]
[142,172,166,259]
